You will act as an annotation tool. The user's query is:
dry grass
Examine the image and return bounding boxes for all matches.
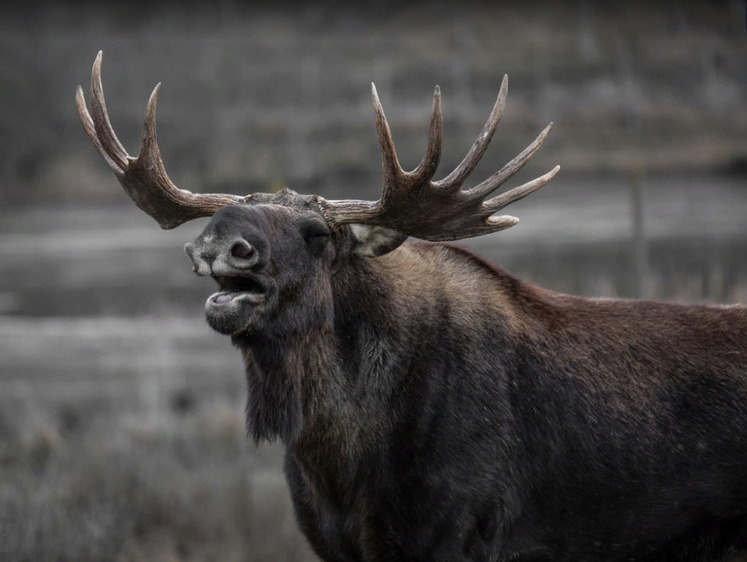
[0,404,316,562]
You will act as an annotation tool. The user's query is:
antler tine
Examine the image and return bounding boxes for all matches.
[371,83,405,190]
[482,164,561,215]
[434,74,508,191]
[75,85,124,175]
[409,85,443,184]
[89,51,129,170]
[138,82,172,183]
[76,52,243,229]
[465,122,554,201]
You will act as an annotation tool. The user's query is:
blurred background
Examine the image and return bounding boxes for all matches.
[1,1,745,560]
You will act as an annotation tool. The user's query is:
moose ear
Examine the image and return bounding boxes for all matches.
[349,225,408,257]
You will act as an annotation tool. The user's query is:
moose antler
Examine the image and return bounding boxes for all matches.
[75,51,243,229]
[77,53,558,239]
[318,77,560,241]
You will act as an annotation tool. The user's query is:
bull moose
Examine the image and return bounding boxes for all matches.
[76,52,747,561]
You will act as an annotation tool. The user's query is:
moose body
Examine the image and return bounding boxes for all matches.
[77,53,747,560]
[204,211,747,561]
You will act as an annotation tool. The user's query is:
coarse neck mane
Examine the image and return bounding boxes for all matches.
[234,324,335,444]
[231,251,407,446]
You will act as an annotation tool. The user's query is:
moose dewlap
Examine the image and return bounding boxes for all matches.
[77,52,747,561]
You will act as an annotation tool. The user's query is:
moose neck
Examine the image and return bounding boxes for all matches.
[237,326,335,445]
[233,244,453,447]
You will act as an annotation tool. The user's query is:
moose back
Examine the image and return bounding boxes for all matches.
[77,53,747,561]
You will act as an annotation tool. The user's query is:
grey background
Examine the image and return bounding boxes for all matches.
[1,1,745,560]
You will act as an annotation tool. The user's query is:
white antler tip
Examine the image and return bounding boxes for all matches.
[486,215,520,227]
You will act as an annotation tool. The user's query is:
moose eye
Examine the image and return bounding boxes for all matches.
[301,222,330,255]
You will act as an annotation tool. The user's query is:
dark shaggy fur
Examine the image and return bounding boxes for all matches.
[188,201,747,562]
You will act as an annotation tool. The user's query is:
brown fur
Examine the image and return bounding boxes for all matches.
[187,203,747,561]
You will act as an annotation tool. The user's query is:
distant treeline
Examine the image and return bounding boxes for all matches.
[3,0,746,203]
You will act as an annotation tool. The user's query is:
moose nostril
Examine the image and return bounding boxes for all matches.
[230,240,255,260]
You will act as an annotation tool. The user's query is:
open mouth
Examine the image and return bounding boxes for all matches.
[205,274,273,335]
[210,275,268,306]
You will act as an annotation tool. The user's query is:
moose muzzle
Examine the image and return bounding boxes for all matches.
[184,236,262,276]
[183,208,275,335]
